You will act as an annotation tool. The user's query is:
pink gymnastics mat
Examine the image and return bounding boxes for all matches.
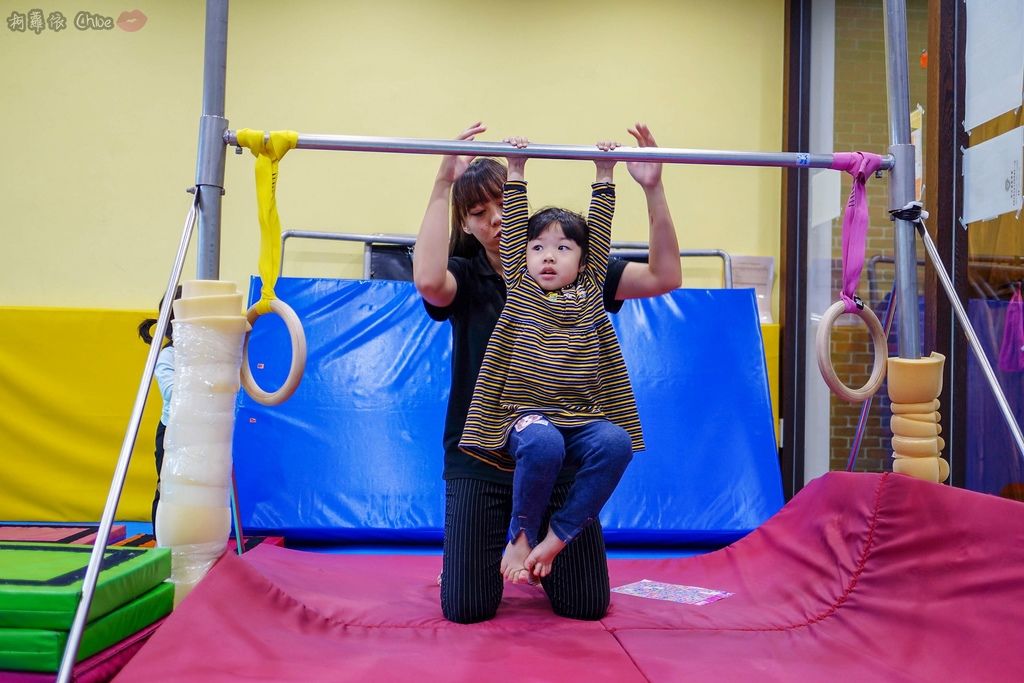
[0,525,125,545]
[114,472,1024,682]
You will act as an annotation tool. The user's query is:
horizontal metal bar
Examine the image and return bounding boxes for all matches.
[227,131,894,171]
[280,230,734,287]
[868,253,1024,271]
[284,230,416,248]
[608,246,733,288]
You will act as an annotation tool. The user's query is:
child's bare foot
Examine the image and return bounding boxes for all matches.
[500,532,533,584]
[525,527,567,579]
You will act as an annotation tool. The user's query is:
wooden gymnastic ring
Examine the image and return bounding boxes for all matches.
[815,300,887,403]
[241,299,306,406]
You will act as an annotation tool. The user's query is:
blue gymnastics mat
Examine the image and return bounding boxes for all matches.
[232,278,783,545]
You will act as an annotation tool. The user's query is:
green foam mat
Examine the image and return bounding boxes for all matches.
[0,581,173,672]
[0,542,170,629]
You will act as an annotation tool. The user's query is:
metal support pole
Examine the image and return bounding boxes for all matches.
[56,197,200,683]
[230,472,245,556]
[195,0,229,280]
[363,243,373,280]
[197,0,247,558]
[225,131,894,171]
[883,0,921,359]
[916,224,1024,463]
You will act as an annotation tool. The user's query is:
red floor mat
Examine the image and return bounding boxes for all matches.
[0,525,125,545]
[114,472,1024,682]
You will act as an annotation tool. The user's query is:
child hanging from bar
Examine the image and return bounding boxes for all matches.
[459,133,647,583]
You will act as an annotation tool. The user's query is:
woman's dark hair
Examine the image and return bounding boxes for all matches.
[449,158,506,258]
[137,285,182,347]
[527,207,590,265]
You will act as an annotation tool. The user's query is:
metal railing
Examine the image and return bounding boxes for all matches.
[280,230,734,288]
[867,253,1024,308]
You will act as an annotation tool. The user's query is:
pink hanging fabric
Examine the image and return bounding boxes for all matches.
[831,152,885,312]
[998,285,1024,372]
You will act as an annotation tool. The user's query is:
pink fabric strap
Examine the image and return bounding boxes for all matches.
[998,286,1024,373]
[831,152,885,312]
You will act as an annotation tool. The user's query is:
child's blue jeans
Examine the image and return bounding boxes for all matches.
[506,414,633,547]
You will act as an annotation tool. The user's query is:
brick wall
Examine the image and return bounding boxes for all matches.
[829,0,928,473]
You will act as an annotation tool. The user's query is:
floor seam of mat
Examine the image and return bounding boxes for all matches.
[606,627,653,682]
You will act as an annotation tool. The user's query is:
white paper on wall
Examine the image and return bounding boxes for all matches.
[962,126,1023,224]
[964,0,1024,132]
[809,168,841,228]
[731,255,776,323]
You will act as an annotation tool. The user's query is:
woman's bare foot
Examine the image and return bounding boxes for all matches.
[525,527,567,579]
[500,532,533,584]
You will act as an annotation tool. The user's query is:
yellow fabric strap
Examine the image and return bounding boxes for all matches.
[235,129,299,314]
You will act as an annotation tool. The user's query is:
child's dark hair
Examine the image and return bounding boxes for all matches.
[449,158,506,258]
[528,207,590,265]
[137,285,183,348]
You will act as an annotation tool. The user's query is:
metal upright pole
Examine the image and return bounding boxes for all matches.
[195,0,229,279]
[56,197,200,683]
[197,0,245,555]
[883,0,921,358]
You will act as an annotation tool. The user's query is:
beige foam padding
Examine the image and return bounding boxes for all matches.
[165,412,236,449]
[892,454,940,481]
[938,457,950,482]
[173,293,244,320]
[175,362,242,394]
[174,370,238,396]
[891,415,942,437]
[890,399,940,415]
[892,453,950,483]
[156,301,247,602]
[161,444,233,486]
[896,411,941,423]
[174,315,251,337]
[892,435,945,457]
[167,539,226,607]
[160,480,230,507]
[182,279,238,298]
[887,352,945,404]
[173,391,237,416]
[155,501,231,546]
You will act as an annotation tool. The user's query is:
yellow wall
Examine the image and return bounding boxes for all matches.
[1,0,784,310]
[0,308,160,521]
[0,1,784,521]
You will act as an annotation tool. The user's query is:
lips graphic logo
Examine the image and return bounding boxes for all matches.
[117,9,147,32]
